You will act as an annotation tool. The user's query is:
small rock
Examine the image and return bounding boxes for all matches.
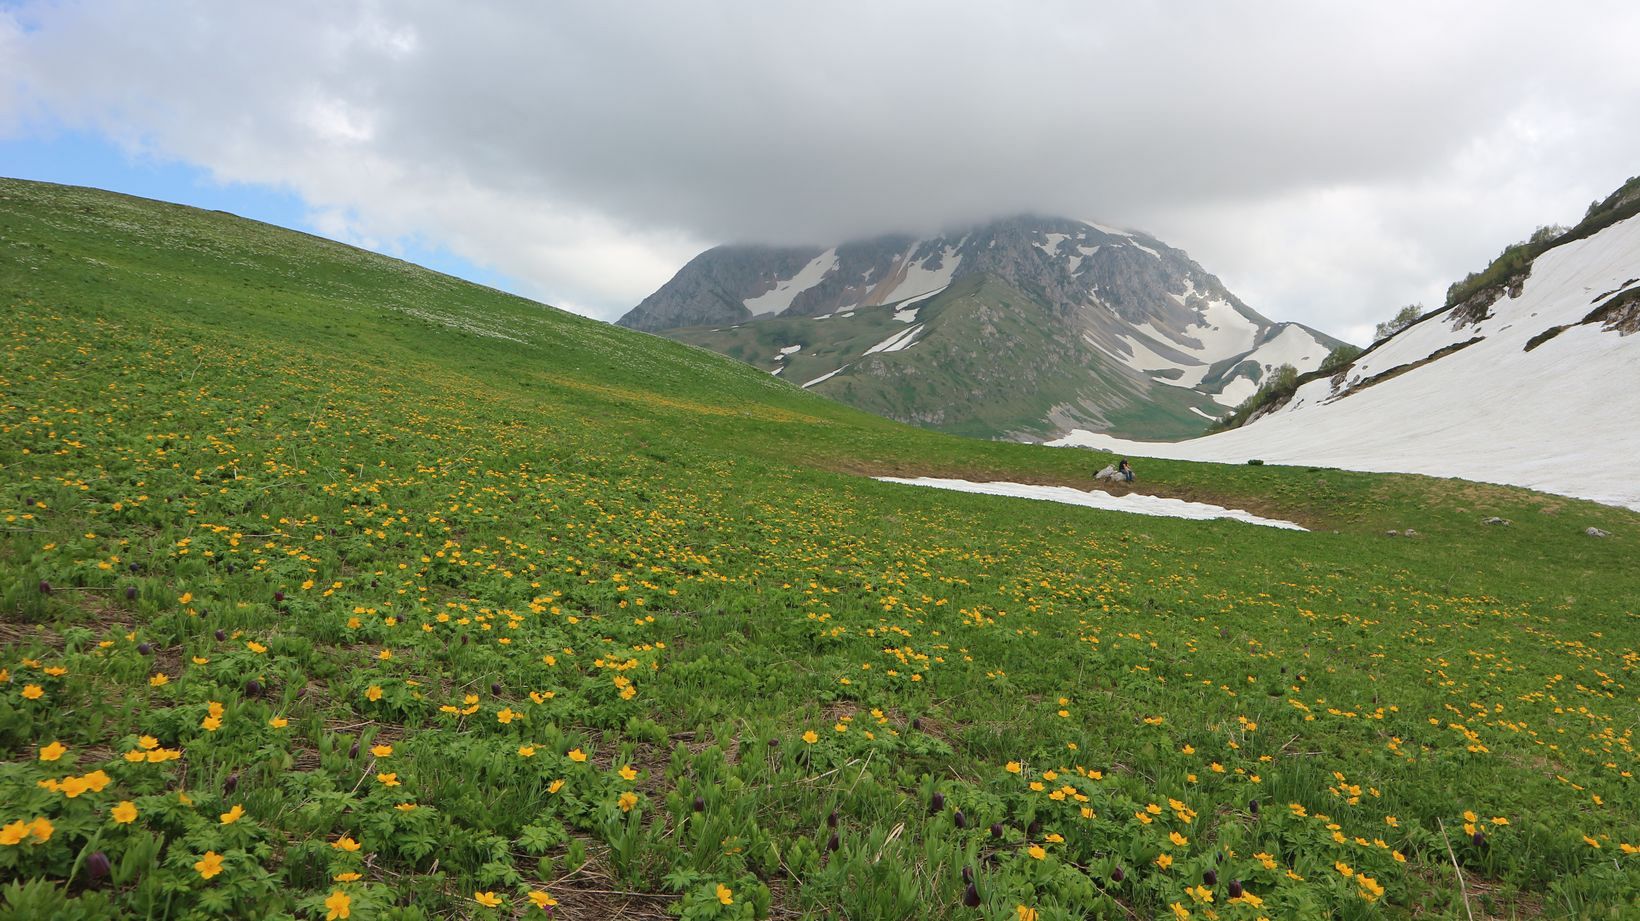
[1403,529,1418,538]
[1483,517,1510,526]
[1585,527,1610,538]
[1385,530,1399,538]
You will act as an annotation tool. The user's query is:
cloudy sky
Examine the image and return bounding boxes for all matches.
[4,1,1638,343]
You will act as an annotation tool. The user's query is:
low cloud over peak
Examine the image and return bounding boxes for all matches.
[5,1,1638,332]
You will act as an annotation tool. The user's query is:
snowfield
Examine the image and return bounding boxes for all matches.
[743,249,838,314]
[1050,215,1640,511]
[875,477,1306,530]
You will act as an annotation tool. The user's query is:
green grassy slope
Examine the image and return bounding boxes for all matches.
[1,179,1636,920]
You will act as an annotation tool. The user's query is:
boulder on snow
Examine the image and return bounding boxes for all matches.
[1585,527,1610,538]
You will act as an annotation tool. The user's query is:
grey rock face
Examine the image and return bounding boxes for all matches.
[618,215,1271,343]
[618,246,825,332]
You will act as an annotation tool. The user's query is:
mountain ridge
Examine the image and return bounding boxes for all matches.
[621,215,1342,439]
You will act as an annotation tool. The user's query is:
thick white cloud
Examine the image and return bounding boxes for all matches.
[4,0,1638,329]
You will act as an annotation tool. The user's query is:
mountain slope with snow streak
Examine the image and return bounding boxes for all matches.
[627,215,1343,439]
[1051,212,1640,510]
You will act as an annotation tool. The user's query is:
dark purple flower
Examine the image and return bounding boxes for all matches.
[962,883,980,908]
[86,851,111,884]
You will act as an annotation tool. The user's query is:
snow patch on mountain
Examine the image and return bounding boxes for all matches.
[865,324,924,354]
[744,248,837,314]
[803,365,848,388]
[882,244,962,304]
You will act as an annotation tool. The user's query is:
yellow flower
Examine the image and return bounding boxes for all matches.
[548,779,565,794]
[365,686,383,702]
[179,592,193,605]
[395,802,417,812]
[246,641,267,654]
[28,817,53,843]
[220,804,245,825]
[22,684,44,700]
[1027,845,1046,860]
[112,801,138,824]
[802,730,818,744]
[518,744,537,757]
[371,744,393,757]
[195,850,224,879]
[1170,903,1191,921]
[333,872,362,882]
[269,716,289,728]
[39,741,66,761]
[1156,853,1174,870]
[716,884,734,906]
[618,764,638,781]
[333,836,361,852]
[201,715,222,732]
[1017,907,1039,921]
[473,891,502,908]
[376,772,399,787]
[568,748,588,762]
[1583,835,1602,849]
[1170,831,1189,847]
[1005,761,1022,774]
[497,707,517,724]
[0,821,28,845]
[618,791,639,812]
[325,890,352,920]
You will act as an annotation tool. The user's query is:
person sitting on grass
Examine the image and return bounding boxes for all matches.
[1119,459,1134,482]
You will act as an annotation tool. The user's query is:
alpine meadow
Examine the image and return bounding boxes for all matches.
[2,175,1637,921]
